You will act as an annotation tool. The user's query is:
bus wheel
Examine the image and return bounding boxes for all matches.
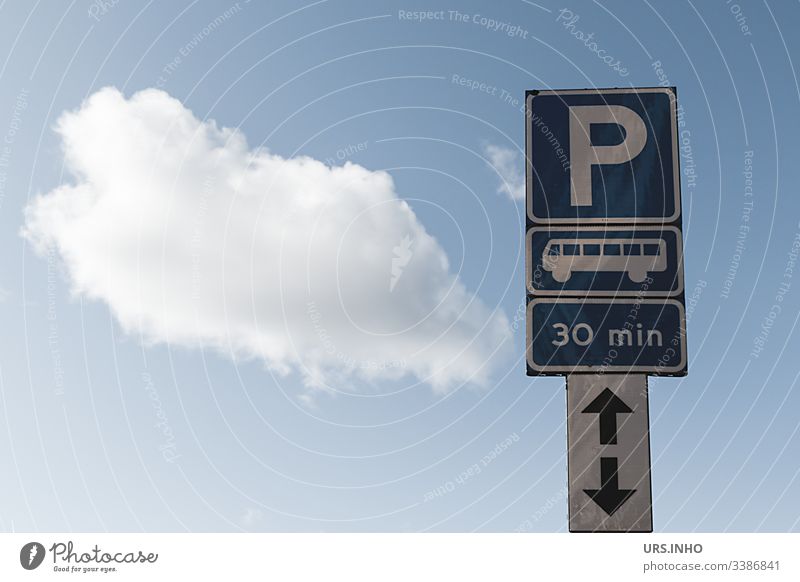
[552,269,571,283]
[628,269,648,283]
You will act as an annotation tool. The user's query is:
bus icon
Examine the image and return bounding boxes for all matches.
[542,238,667,283]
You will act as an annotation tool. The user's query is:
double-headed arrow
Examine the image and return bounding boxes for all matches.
[581,388,636,515]
[583,457,636,516]
[581,387,633,445]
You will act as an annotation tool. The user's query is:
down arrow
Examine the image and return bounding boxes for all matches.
[581,388,633,445]
[583,457,636,516]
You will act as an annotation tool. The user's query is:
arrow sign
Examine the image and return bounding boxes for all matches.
[568,375,652,532]
[583,457,636,516]
[581,388,633,445]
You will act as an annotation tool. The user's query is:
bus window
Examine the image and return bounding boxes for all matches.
[643,244,660,256]
[623,244,641,256]
[583,244,601,255]
[603,244,621,255]
[547,244,561,256]
[563,244,578,256]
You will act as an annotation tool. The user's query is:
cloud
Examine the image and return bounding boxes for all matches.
[484,144,525,200]
[22,88,511,393]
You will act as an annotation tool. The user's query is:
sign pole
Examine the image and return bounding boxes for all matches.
[566,373,653,532]
[525,87,685,532]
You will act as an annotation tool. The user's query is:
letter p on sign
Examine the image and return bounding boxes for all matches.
[568,105,647,206]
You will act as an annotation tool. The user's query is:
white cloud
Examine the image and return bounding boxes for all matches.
[22,88,511,393]
[484,144,525,200]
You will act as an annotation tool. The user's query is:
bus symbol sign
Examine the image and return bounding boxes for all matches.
[527,226,683,297]
[543,237,666,283]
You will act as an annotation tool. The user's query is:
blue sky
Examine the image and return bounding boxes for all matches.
[0,0,799,532]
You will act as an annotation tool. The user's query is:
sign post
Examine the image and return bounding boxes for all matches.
[567,374,652,532]
[525,87,686,532]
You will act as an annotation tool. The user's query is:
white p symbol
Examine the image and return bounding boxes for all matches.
[568,105,647,206]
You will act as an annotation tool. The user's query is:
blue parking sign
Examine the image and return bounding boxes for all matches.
[526,88,680,224]
[525,87,687,376]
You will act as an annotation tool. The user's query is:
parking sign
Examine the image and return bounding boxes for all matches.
[525,87,686,376]
[524,87,688,533]
[526,87,680,224]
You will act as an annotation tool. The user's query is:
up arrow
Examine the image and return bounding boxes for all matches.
[583,457,636,516]
[581,387,633,445]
